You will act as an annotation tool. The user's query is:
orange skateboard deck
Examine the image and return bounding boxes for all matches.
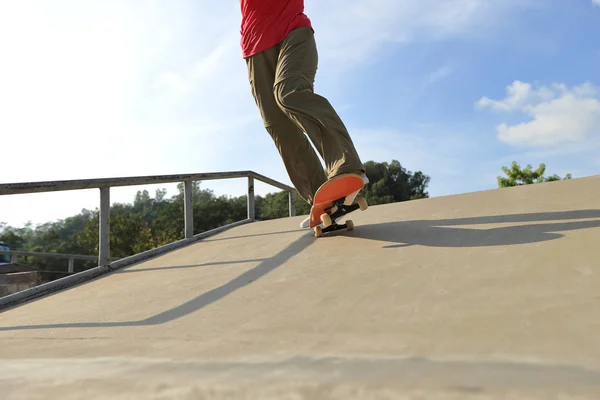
[309,173,368,237]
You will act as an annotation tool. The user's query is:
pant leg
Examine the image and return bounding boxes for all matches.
[246,45,327,205]
[273,27,365,179]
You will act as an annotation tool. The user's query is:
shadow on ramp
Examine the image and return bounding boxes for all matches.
[344,209,600,248]
[115,259,267,274]
[202,228,305,242]
[0,233,314,332]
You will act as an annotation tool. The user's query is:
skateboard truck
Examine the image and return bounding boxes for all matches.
[315,196,368,237]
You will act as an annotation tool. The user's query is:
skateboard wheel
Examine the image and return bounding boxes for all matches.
[314,226,322,237]
[346,220,354,231]
[357,197,368,211]
[320,213,332,227]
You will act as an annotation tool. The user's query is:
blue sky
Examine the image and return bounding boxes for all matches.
[1,0,599,228]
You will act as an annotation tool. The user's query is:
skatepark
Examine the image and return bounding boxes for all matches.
[1,174,600,399]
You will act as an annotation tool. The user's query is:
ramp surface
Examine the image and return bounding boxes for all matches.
[1,176,600,399]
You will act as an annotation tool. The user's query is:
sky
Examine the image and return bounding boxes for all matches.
[0,0,599,229]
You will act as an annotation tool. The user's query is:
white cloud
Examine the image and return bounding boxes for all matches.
[594,0,600,7]
[420,64,456,91]
[476,81,600,147]
[307,0,536,67]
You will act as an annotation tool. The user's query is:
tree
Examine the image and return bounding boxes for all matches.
[497,161,572,188]
[255,191,310,220]
[362,160,430,205]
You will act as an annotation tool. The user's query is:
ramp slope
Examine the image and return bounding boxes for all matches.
[1,176,600,399]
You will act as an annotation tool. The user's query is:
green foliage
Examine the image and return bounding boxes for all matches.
[498,161,572,188]
[363,160,430,205]
[0,160,430,273]
[255,191,311,220]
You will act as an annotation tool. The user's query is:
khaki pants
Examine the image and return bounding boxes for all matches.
[245,27,364,205]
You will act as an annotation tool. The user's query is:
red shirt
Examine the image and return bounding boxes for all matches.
[240,0,312,58]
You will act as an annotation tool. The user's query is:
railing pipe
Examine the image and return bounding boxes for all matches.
[183,180,194,239]
[99,187,111,267]
[0,250,117,262]
[247,176,255,221]
[0,171,294,195]
[289,191,296,217]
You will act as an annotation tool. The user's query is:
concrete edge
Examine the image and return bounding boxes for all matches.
[0,219,253,312]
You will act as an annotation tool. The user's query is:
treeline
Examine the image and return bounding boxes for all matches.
[497,161,572,187]
[0,160,430,273]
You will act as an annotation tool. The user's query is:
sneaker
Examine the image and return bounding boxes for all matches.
[361,172,369,185]
[300,216,310,228]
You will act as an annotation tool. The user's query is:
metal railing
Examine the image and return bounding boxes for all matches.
[0,250,120,273]
[0,171,297,268]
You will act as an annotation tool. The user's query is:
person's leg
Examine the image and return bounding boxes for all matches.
[273,27,366,181]
[246,45,327,205]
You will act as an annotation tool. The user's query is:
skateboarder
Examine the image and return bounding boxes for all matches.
[239,0,369,227]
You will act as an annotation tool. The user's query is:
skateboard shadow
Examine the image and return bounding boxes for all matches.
[344,209,600,248]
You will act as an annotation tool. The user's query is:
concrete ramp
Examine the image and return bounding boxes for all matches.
[1,176,600,399]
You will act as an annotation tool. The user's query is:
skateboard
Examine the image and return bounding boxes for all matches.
[309,173,369,237]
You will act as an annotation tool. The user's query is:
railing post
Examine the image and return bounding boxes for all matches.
[289,191,296,217]
[68,258,75,273]
[99,187,110,267]
[10,254,17,264]
[247,176,255,221]
[183,180,194,239]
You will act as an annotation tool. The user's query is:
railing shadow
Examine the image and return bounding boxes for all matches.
[114,259,267,274]
[0,234,314,331]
